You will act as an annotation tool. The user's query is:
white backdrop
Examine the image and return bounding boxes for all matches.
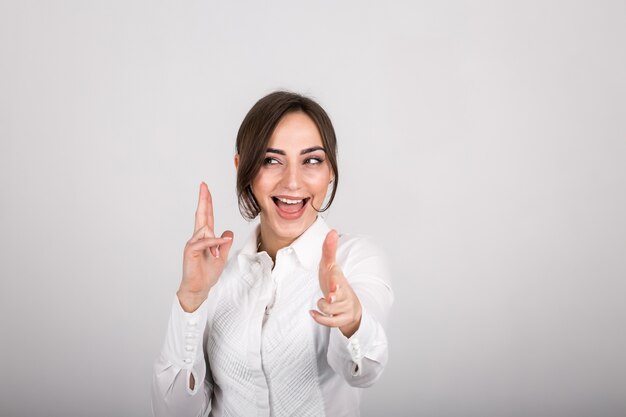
[1,1,625,416]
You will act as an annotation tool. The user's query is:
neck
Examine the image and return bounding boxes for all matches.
[257,231,292,264]
[257,216,316,263]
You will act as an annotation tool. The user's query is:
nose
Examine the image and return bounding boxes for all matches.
[281,163,302,191]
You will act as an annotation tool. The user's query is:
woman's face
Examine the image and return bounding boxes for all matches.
[252,111,333,244]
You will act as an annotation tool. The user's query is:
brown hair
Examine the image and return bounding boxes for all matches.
[235,91,339,220]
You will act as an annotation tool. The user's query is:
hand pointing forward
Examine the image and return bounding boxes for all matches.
[310,230,362,338]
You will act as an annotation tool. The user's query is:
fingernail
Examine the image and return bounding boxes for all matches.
[223,237,232,240]
[330,295,336,304]
[216,246,220,258]
[309,310,316,318]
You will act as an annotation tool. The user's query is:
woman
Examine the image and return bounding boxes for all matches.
[152,91,393,416]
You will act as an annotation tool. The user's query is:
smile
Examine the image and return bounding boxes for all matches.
[272,196,310,219]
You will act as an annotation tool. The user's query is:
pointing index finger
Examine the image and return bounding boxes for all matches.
[194,182,215,234]
[321,229,338,271]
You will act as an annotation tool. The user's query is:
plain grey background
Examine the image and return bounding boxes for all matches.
[1,1,625,416]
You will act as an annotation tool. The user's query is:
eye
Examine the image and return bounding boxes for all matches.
[263,157,280,165]
[304,157,324,165]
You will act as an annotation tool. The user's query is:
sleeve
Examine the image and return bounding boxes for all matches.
[151,295,213,417]
[326,236,394,388]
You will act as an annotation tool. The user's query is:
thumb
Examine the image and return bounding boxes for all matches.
[321,229,338,272]
[218,230,234,259]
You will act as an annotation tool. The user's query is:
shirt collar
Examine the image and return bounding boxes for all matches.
[290,215,331,271]
[237,215,331,272]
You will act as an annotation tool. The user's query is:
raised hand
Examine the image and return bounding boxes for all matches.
[178,182,234,312]
[310,230,362,338]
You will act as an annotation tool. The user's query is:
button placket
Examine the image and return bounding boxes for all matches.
[347,338,364,376]
[265,252,286,318]
[183,318,200,366]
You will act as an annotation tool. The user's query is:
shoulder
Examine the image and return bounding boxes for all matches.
[332,233,393,296]
[336,234,390,275]
[336,233,384,260]
[210,250,247,293]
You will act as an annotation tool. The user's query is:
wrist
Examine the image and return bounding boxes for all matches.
[340,313,362,338]
[176,288,209,313]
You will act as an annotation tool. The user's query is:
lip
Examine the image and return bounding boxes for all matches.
[273,195,308,201]
[272,196,310,220]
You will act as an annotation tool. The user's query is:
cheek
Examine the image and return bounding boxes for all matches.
[250,177,268,205]
[303,171,331,193]
[251,172,272,192]
[251,172,283,207]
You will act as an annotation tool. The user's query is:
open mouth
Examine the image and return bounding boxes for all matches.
[272,196,310,216]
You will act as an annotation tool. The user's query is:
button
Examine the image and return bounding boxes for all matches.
[187,318,198,326]
[183,358,192,364]
[185,333,196,339]
[286,247,293,254]
[185,345,194,351]
[348,340,362,358]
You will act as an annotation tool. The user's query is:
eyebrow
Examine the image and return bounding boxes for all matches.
[266,146,326,155]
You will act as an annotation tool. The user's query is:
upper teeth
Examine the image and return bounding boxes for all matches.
[278,197,303,204]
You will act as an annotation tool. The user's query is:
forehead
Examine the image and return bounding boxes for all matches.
[267,111,323,149]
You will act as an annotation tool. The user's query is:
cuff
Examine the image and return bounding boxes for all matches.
[331,306,376,376]
[162,295,209,370]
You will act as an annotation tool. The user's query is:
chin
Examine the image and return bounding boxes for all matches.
[262,206,317,240]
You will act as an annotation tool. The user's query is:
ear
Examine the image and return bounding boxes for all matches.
[234,154,240,171]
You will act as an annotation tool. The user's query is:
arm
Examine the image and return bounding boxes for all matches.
[152,183,234,416]
[151,296,213,417]
[311,232,394,387]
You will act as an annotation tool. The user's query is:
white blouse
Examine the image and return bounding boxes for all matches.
[152,215,394,417]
